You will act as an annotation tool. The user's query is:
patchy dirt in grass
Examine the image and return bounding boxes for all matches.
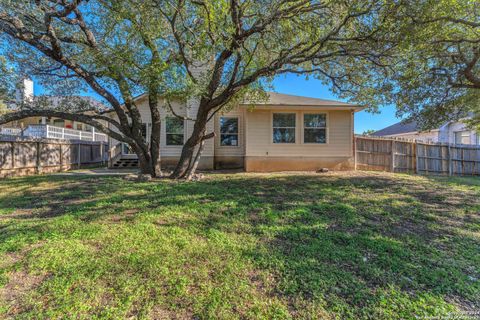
[0,243,49,317]
[0,271,47,316]
[0,208,35,220]
[108,209,140,223]
[148,305,194,320]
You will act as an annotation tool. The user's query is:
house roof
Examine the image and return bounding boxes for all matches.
[373,120,425,136]
[241,92,362,109]
[130,91,363,110]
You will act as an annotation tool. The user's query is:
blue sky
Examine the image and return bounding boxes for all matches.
[33,73,401,134]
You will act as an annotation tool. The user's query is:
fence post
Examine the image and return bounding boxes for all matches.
[424,144,428,175]
[353,136,357,171]
[10,142,15,169]
[448,144,452,176]
[59,143,63,171]
[36,141,42,174]
[77,143,81,169]
[391,140,395,172]
[413,142,417,174]
[100,142,104,166]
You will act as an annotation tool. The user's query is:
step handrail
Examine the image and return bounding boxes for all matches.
[109,143,123,167]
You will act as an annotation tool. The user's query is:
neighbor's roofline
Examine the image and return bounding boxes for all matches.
[382,129,440,136]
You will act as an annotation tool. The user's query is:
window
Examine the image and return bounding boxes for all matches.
[304,113,327,143]
[454,131,471,145]
[53,119,65,128]
[166,117,184,145]
[220,117,239,146]
[273,113,296,143]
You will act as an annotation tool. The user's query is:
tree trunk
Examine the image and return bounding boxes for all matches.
[185,139,206,181]
[128,139,161,178]
[170,109,209,179]
[170,135,202,179]
[136,148,153,175]
[149,95,162,177]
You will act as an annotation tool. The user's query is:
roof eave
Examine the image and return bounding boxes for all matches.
[239,103,364,111]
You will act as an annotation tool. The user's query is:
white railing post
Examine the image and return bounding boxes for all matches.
[62,127,65,139]
[79,130,82,140]
[92,127,96,141]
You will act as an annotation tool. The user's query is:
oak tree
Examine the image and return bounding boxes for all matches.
[0,0,401,178]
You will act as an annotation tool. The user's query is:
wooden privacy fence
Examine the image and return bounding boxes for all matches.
[0,136,108,178]
[355,135,480,176]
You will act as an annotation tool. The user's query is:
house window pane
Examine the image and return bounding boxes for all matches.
[53,119,65,127]
[304,128,326,143]
[220,117,238,146]
[166,117,184,145]
[273,113,296,143]
[454,131,470,145]
[304,114,326,128]
[273,113,296,127]
[304,113,327,143]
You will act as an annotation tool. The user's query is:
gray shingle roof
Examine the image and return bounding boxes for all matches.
[373,120,421,136]
[244,92,359,107]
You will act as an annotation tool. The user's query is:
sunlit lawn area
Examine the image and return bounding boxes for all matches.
[0,171,478,319]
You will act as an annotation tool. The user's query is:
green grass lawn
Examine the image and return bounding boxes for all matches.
[0,171,478,319]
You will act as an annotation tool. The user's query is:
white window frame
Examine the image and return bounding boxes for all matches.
[454,130,471,145]
[165,116,185,146]
[272,112,297,144]
[219,116,240,147]
[302,112,328,144]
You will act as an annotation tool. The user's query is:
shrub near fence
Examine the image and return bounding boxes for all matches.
[355,135,480,176]
[0,136,108,178]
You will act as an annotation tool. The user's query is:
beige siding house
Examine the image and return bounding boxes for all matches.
[109,92,363,171]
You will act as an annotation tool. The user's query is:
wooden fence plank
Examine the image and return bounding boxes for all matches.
[0,137,108,178]
[355,135,480,177]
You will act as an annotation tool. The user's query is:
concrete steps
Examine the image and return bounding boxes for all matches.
[112,158,139,168]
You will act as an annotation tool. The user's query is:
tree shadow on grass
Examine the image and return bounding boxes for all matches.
[0,172,479,318]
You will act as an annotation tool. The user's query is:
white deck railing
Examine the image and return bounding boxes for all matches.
[0,127,22,136]
[1,124,107,142]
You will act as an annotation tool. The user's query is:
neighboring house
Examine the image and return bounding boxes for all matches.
[0,78,107,142]
[373,119,480,145]
[108,92,364,171]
